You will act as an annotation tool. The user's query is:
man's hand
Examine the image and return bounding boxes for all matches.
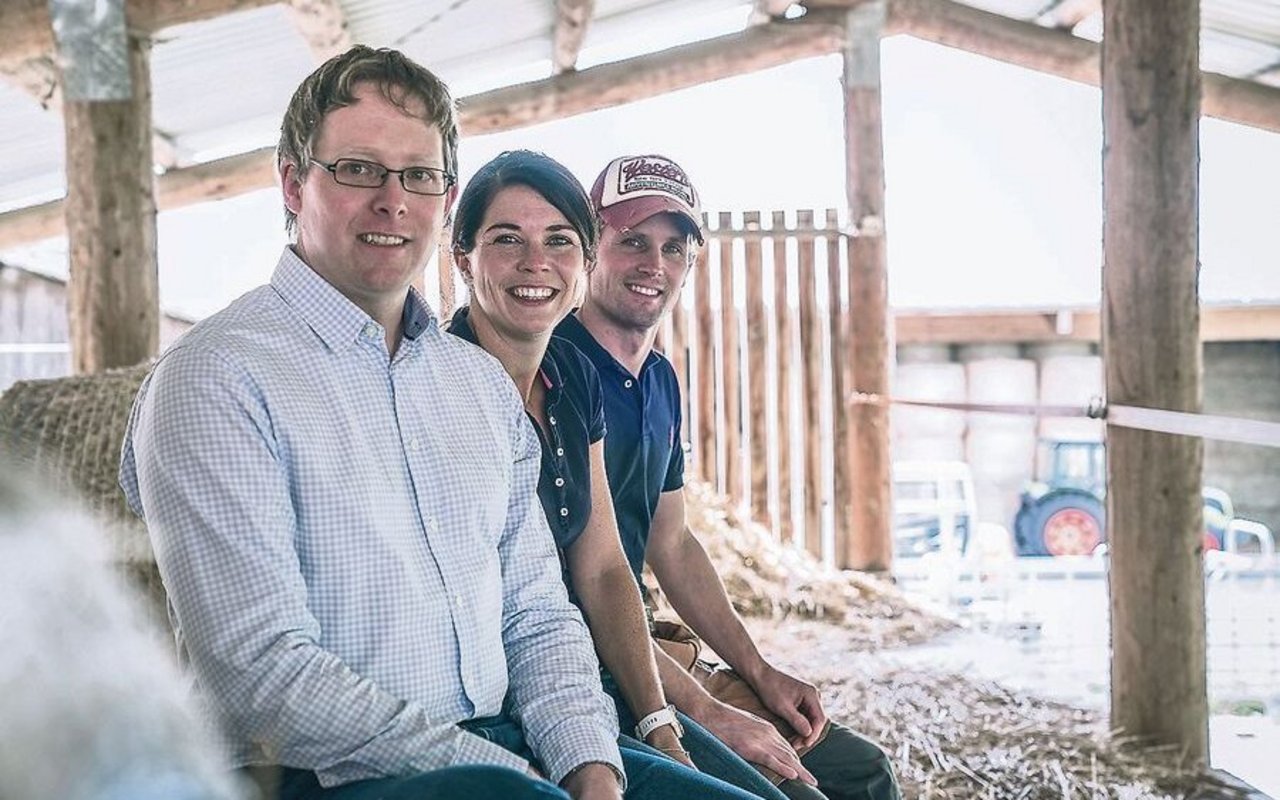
[701,700,816,785]
[645,725,696,769]
[749,665,828,750]
[560,763,623,800]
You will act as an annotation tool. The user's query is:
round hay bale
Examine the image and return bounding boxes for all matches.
[0,365,165,620]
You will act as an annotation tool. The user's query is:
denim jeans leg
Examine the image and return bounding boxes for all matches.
[607,678,790,800]
[278,765,567,800]
[618,735,773,800]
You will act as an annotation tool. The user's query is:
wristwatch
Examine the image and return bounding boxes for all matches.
[634,704,684,741]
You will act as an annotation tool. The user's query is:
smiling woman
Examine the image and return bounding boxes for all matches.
[445,150,784,800]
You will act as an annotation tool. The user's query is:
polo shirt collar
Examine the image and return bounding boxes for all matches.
[447,305,561,391]
[270,246,435,352]
[557,312,661,380]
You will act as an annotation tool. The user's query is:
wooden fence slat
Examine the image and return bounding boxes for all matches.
[694,234,718,486]
[744,211,769,524]
[796,210,823,558]
[437,236,456,320]
[771,210,795,546]
[826,208,854,567]
[718,212,742,506]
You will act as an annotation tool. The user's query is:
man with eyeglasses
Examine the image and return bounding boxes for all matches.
[121,46,625,800]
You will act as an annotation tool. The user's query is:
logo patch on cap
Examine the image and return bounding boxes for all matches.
[604,156,696,209]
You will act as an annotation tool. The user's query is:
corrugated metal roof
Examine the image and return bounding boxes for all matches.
[0,0,1277,215]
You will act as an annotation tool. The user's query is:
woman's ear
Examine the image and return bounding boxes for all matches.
[453,249,473,285]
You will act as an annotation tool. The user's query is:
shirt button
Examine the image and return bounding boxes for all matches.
[455,595,464,608]
[560,507,569,517]
[408,437,420,451]
[362,322,379,339]
[556,447,564,457]
[554,477,565,488]
[549,415,557,426]
[624,379,634,388]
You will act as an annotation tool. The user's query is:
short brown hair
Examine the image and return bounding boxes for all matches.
[276,45,458,235]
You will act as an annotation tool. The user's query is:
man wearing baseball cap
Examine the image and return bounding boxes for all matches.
[556,155,900,800]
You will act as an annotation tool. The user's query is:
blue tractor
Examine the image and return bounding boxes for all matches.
[1013,440,1232,557]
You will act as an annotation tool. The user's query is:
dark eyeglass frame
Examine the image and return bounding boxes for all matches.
[313,158,456,196]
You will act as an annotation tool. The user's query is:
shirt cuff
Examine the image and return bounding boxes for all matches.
[537,723,626,791]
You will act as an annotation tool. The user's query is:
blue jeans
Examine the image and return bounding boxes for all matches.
[278,764,565,799]
[281,713,767,800]
[606,682,787,800]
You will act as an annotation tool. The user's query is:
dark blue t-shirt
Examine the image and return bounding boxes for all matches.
[446,307,606,556]
[555,314,685,580]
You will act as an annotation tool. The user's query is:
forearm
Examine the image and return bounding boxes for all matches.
[575,562,668,720]
[652,639,720,722]
[649,530,769,683]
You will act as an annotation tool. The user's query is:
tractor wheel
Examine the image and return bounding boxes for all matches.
[1018,491,1106,557]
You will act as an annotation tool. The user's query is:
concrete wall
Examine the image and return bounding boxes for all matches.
[1203,341,1280,535]
[892,340,1277,538]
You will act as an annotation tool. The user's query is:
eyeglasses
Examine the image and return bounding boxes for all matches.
[314,158,455,196]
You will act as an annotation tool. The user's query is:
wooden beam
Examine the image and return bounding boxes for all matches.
[462,11,846,132]
[553,0,595,74]
[894,306,1280,345]
[2,0,278,70]
[842,2,893,572]
[807,0,1280,133]
[285,0,352,63]
[64,33,159,372]
[0,14,846,250]
[1103,0,1207,763]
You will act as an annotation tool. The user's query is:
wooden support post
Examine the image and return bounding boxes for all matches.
[842,3,893,571]
[744,211,769,524]
[796,211,823,558]
[772,211,795,545]
[1103,0,1207,763]
[64,33,158,373]
[695,240,718,486]
[826,208,855,567]
[718,212,742,505]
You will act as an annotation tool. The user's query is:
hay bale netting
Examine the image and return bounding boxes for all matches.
[0,365,164,622]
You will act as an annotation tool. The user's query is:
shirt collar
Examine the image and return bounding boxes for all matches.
[557,312,660,380]
[448,305,561,391]
[270,246,435,352]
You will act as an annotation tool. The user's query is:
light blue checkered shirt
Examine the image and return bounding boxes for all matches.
[119,248,621,788]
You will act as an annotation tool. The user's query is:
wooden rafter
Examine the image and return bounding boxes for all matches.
[3,0,1280,248]
[894,305,1280,345]
[552,0,595,74]
[0,12,845,249]
[2,0,279,70]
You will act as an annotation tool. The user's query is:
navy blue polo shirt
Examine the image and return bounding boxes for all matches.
[447,307,605,558]
[555,314,684,580]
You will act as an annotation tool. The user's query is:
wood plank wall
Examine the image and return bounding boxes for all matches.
[431,210,853,564]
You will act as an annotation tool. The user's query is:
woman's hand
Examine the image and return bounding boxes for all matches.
[645,725,696,769]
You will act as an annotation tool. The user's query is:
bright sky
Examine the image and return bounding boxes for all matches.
[4,35,1278,320]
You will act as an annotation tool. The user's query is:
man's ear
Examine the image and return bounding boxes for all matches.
[281,162,304,216]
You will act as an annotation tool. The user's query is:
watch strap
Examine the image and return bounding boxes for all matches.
[634,704,683,740]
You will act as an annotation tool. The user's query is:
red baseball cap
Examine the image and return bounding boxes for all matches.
[590,155,704,244]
